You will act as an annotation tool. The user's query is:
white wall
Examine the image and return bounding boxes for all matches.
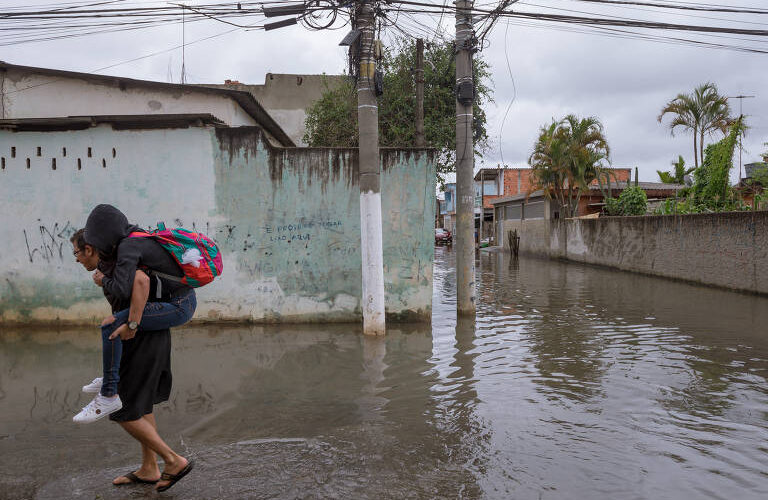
[0,125,436,325]
[1,68,257,126]
[0,125,218,322]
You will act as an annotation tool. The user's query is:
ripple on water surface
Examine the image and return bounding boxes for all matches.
[1,248,768,499]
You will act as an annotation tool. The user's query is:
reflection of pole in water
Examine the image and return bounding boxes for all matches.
[357,335,388,421]
[451,315,479,410]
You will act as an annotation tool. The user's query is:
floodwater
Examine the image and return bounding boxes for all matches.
[2,248,768,499]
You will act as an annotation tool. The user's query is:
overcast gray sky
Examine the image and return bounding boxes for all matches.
[5,0,766,183]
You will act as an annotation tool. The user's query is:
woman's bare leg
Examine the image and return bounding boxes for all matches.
[113,414,161,484]
[119,417,189,490]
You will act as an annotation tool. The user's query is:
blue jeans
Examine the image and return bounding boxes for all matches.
[101,289,196,397]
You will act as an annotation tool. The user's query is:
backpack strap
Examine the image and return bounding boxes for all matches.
[128,230,183,297]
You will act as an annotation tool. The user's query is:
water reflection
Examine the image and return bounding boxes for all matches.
[1,249,768,499]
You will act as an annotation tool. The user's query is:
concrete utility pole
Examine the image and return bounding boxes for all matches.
[355,0,386,335]
[415,38,426,148]
[455,0,476,315]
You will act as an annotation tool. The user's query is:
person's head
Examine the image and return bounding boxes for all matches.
[70,228,99,271]
[83,204,135,262]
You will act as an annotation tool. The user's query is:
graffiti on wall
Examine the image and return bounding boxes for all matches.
[23,220,76,263]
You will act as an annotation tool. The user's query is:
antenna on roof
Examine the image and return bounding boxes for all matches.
[180,3,187,84]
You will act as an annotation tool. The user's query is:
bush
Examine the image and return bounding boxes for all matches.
[619,186,648,215]
[605,186,648,216]
[604,197,622,216]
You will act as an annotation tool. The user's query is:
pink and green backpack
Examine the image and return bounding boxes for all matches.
[129,222,223,287]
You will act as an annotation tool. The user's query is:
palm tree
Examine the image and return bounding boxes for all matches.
[657,155,694,184]
[658,82,732,169]
[528,115,610,217]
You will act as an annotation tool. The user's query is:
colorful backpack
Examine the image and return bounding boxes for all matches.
[129,222,223,287]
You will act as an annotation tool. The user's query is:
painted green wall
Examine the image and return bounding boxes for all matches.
[0,125,435,324]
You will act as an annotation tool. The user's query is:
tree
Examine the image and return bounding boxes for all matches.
[303,37,492,182]
[657,155,694,184]
[693,117,745,209]
[528,114,610,218]
[658,82,732,169]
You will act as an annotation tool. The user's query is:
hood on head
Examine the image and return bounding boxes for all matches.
[83,204,137,255]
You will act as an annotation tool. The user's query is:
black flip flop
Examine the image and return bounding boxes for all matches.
[156,459,195,492]
[116,471,159,485]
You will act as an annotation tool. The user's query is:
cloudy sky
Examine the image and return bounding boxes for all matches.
[5,0,767,184]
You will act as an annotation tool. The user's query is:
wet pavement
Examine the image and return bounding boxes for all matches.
[2,247,768,499]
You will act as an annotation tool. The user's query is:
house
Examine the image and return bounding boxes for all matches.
[471,167,632,240]
[439,182,457,233]
[0,63,436,325]
[734,157,768,208]
[490,180,684,241]
[0,61,295,146]
[200,73,349,147]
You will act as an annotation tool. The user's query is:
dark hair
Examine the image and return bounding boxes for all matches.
[70,228,86,250]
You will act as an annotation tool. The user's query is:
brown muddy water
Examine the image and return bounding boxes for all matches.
[1,247,768,499]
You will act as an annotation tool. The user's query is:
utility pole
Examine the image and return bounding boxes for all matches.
[727,94,755,183]
[354,0,386,335]
[480,169,484,243]
[415,38,426,148]
[455,0,476,315]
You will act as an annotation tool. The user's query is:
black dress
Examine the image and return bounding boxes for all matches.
[109,327,172,422]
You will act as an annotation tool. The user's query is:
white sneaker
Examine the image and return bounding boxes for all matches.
[73,395,122,423]
[82,377,103,393]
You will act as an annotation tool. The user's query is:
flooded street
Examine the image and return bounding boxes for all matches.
[2,248,768,499]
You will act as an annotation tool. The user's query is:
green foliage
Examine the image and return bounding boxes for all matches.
[658,82,732,169]
[604,197,622,216]
[657,155,694,184]
[693,117,744,210]
[605,186,648,216]
[528,114,610,218]
[303,37,492,182]
[303,78,357,147]
[618,186,648,215]
[654,120,749,215]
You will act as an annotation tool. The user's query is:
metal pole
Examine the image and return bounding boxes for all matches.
[355,0,385,335]
[480,169,485,243]
[415,38,426,148]
[727,95,755,183]
[455,0,476,315]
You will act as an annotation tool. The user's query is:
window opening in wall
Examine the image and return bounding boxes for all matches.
[36,147,41,157]
[102,158,106,168]
[1,157,5,170]
[52,158,57,170]
[26,158,30,169]
[10,147,15,158]
[62,147,67,157]
[87,147,92,158]
[112,148,116,158]
[77,158,82,170]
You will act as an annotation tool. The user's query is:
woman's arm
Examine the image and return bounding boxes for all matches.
[109,269,150,340]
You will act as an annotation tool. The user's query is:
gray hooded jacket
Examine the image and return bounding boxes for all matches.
[84,204,187,311]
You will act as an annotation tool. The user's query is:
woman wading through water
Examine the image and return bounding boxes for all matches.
[80,204,195,492]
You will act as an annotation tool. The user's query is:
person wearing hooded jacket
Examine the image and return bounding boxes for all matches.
[75,204,195,491]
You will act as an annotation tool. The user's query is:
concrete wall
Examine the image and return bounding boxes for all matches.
[0,67,258,126]
[204,74,349,146]
[0,125,435,325]
[497,212,768,295]
[498,219,552,255]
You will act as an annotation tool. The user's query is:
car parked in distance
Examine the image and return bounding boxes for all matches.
[435,228,452,245]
